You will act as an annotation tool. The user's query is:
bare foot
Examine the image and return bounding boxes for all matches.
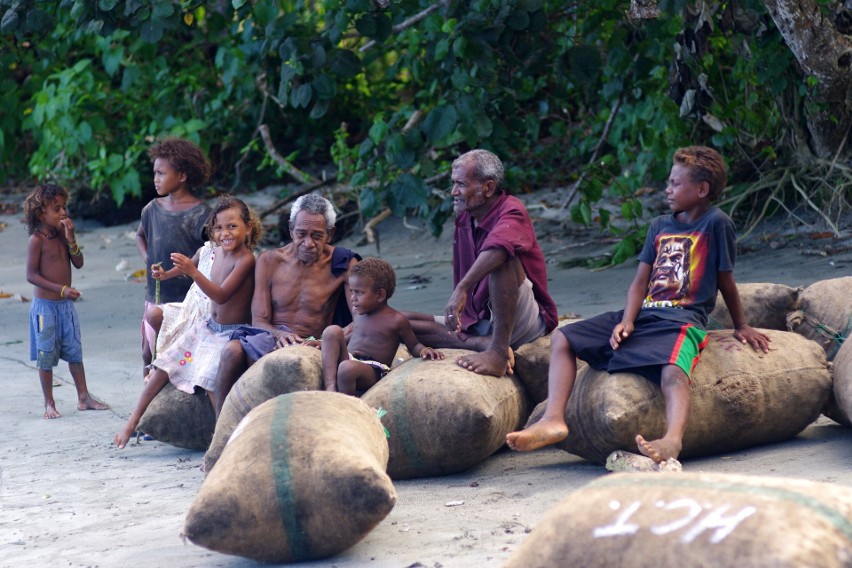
[114,425,135,449]
[43,403,60,419]
[78,396,110,411]
[506,418,569,452]
[636,434,681,463]
[456,348,509,377]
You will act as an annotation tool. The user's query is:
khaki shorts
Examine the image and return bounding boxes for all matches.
[436,279,546,349]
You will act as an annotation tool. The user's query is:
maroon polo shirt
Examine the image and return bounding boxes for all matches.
[453,193,558,334]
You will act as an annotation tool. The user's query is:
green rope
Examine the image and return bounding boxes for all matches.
[151,262,162,360]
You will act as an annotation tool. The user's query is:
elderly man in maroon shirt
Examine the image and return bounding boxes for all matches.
[405,149,558,376]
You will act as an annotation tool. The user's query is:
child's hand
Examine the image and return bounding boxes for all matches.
[303,339,321,350]
[610,322,633,350]
[150,262,165,280]
[734,325,771,353]
[63,286,81,301]
[59,218,76,241]
[420,347,444,360]
[170,253,196,277]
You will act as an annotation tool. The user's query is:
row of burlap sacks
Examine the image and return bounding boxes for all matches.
[138,277,852,466]
[136,277,852,562]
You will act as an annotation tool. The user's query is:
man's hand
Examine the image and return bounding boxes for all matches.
[444,288,467,332]
[273,330,304,349]
[610,322,633,350]
[734,325,771,353]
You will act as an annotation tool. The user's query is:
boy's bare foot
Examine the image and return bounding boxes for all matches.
[43,403,60,419]
[506,418,569,452]
[636,434,682,463]
[457,348,510,377]
[78,396,110,411]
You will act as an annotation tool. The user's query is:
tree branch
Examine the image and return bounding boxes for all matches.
[360,0,451,52]
[259,124,319,185]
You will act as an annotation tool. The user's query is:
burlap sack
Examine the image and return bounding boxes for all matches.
[787,276,852,360]
[137,382,215,450]
[361,349,529,479]
[829,337,852,426]
[514,318,585,405]
[708,282,801,330]
[203,345,322,473]
[526,329,830,464]
[504,472,852,568]
[184,391,395,563]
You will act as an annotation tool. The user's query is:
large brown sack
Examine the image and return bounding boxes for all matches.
[137,382,215,450]
[504,472,852,568]
[203,346,322,473]
[708,282,801,330]
[184,391,396,563]
[514,318,585,405]
[830,337,852,426]
[526,329,830,464]
[361,349,529,479]
[787,276,852,360]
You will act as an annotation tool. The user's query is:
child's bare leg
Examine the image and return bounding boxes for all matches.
[39,369,60,419]
[141,338,152,380]
[114,368,169,448]
[636,365,689,462]
[69,362,109,411]
[337,360,379,396]
[506,331,575,451]
[321,325,349,392]
[211,340,248,415]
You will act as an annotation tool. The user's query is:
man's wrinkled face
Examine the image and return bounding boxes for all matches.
[451,160,488,215]
[290,211,330,264]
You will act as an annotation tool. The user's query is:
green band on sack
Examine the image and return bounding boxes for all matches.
[271,395,311,560]
[391,360,427,473]
[590,475,852,541]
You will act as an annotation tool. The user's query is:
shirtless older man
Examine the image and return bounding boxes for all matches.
[213,194,359,409]
[406,149,558,376]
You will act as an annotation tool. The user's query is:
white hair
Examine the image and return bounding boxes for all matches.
[289,193,337,230]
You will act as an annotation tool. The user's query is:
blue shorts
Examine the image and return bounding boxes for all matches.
[559,310,708,382]
[29,297,83,370]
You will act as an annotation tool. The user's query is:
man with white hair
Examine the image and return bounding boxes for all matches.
[213,194,359,404]
[405,149,558,376]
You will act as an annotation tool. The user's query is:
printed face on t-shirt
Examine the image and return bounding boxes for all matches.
[648,236,693,302]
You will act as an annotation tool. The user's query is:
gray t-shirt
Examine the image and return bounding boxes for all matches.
[139,200,211,303]
[637,206,736,327]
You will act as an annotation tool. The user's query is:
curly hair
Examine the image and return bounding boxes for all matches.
[206,195,263,251]
[147,137,212,190]
[673,146,727,201]
[350,257,396,299]
[23,183,69,235]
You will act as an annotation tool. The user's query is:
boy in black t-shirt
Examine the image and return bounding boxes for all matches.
[507,146,771,462]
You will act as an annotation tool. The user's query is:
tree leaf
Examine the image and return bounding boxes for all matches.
[421,104,458,143]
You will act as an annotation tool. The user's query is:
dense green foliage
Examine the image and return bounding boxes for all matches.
[1,0,837,260]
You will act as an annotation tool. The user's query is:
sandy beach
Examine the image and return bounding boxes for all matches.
[1,192,850,568]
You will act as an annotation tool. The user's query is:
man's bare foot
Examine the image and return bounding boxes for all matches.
[506,418,569,452]
[636,434,682,463]
[457,348,509,377]
[78,396,109,411]
[43,403,60,419]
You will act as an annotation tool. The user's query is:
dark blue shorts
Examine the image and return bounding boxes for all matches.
[559,310,708,382]
[29,297,83,370]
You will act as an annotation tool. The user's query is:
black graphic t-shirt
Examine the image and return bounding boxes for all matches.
[637,207,736,327]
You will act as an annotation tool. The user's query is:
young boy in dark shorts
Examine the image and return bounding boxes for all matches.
[320,257,445,395]
[506,146,771,462]
[24,183,109,419]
